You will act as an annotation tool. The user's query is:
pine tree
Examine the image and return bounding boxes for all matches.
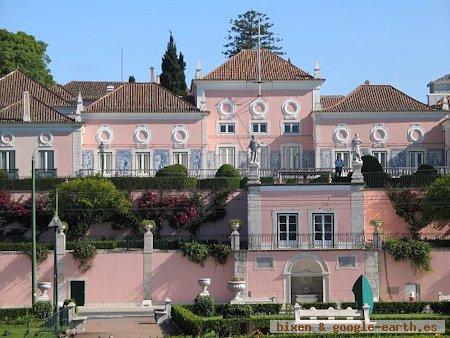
[160,33,187,95]
[223,10,283,57]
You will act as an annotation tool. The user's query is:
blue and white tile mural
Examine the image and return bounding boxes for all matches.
[320,149,332,168]
[303,150,315,168]
[190,150,202,170]
[206,151,216,169]
[238,151,248,169]
[427,149,444,166]
[116,150,132,173]
[153,149,170,169]
[389,149,406,167]
[82,150,94,170]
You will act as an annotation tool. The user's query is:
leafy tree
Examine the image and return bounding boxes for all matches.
[58,177,132,240]
[422,174,450,222]
[128,75,136,83]
[0,29,53,86]
[223,10,283,57]
[159,33,187,95]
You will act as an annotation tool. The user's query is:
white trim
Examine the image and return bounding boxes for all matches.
[407,123,425,143]
[193,79,324,91]
[0,133,14,147]
[82,112,208,121]
[370,123,388,145]
[96,124,113,145]
[133,124,151,146]
[38,132,54,147]
[254,256,276,271]
[259,184,352,193]
[282,98,301,120]
[132,149,153,171]
[333,124,351,145]
[170,148,190,169]
[249,120,269,135]
[271,209,302,239]
[217,97,236,119]
[216,121,237,135]
[280,143,303,169]
[313,111,447,121]
[250,97,269,120]
[308,209,339,237]
[171,125,189,147]
[281,121,301,136]
[216,144,238,167]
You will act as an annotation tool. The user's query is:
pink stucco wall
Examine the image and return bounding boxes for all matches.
[247,250,366,302]
[152,251,233,304]
[83,119,203,150]
[380,249,450,301]
[364,190,410,235]
[315,118,445,149]
[203,89,314,152]
[260,188,353,235]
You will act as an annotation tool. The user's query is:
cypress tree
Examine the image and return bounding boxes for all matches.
[160,33,187,95]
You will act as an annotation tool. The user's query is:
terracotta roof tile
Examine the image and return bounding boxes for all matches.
[202,49,314,81]
[64,81,125,101]
[320,95,345,109]
[85,83,200,113]
[319,84,435,112]
[0,97,77,124]
[0,70,70,107]
[50,83,76,102]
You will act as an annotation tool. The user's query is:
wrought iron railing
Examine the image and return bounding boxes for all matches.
[0,168,18,179]
[35,169,57,178]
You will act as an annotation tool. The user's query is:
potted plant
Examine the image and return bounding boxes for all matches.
[140,219,155,233]
[370,218,382,233]
[229,218,242,232]
[227,276,246,300]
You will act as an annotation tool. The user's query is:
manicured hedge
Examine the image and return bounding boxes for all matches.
[0,308,31,320]
[373,301,450,314]
[110,176,198,190]
[197,177,241,190]
[0,177,67,191]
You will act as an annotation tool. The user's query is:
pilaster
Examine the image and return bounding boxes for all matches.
[55,231,66,306]
[143,230,153,306]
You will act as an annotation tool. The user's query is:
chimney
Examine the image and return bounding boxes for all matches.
[75,92,84,122]
[195,61,203,79]
[443,95,449,111]
[23,91,30,122]
[149,67,155,82]
[313,60,320,79]
[106,85,115,92]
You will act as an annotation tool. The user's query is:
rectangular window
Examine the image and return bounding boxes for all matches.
[255,257,274,270]
[219,147,235,167]
[313,213,334,247]
[135,152,151,171]
[251,122,268,134]
[337,256,356,268]
[38,150,55,170]
[409,151,424,168]
[283,122,300,134]
[372,151,387,167]
[335,151,350,168]
[173,152,188,168]
[282,146,300,169]
[99,152,113,171]
[277,213,298,246]
[218,123,235,134]
[0,150,15,171]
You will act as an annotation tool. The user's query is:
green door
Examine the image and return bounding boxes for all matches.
[70,281,85,306]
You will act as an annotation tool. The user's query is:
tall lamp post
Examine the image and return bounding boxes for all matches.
[99,142,106,177]
[31,153,37,305]
[48,188,64,332]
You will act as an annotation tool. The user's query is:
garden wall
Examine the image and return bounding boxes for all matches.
[380,248,450,302]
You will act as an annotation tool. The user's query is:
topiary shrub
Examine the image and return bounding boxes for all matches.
[193,295,215,317]
[415,164,438,175]
[361,155,391,187]
[155,164,188,177]
[361,155,383,174]
[222,304,253,319]
[215,164,240,178]
[32,301,52,320]
[72,240,97,271]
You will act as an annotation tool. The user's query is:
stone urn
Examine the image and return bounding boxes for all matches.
[37,281,52,301]
[229,219,241,232]
[371,219,382,233]
[141,219,155,233]
[197,278,211,296]
[227,279,246,301]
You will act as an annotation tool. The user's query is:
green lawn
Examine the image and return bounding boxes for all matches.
[0,324,56,337]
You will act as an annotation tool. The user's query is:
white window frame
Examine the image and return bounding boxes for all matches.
[372,150,388,168]
[276,212,299,247]
[283,122,300,135]
[408,150,425,168]
[38,149,55,170]
[134,151,151,172]
[0,150,15,171]
[217,122,236,134]
[173,151,189,169]
[312,213,335,248]
[259,145,270,169]
[217,145,236,167]
[336,255,358,269]
[250,121,269,134]
[281,144,301,169]
[334,150,351,169]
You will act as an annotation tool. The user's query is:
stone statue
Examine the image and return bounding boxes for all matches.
[248,135,261,164]
[352,133,363,163]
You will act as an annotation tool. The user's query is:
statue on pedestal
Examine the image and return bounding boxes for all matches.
[248,135,261,164]
[352,133,363,163]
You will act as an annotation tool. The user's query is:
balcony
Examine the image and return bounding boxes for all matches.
[35,169,57,178]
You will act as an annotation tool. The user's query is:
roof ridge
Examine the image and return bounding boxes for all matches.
[151,82,199,109]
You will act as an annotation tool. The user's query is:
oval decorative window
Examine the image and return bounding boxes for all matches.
[407,124,425,143]
[282,98,301,119]
[133,124,151,146]
[96,124,113,145]
[370,124,388,144]
[250,97,269,119]
[172,125,189,146]
[333,124,351,145]
[217,98,236,119]
[38,133,54,147]
[0,133,14,147]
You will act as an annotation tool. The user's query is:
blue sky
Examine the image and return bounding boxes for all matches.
[1,0,449,101]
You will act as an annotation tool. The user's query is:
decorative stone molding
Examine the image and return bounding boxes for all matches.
[0,133,14,147]
[333,124,351,145]
[370,124,388,145]
[217,97,236,119]
[281,98,301,119]
[407,124,425,143]
[250,97,269,120]
[96,124,113,145]
[171,125,189,147]
[38,133,54,147]
[133,124,151,146]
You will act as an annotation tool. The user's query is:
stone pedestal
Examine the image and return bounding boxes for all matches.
[351,161,364,183]
[248,162,260,184]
